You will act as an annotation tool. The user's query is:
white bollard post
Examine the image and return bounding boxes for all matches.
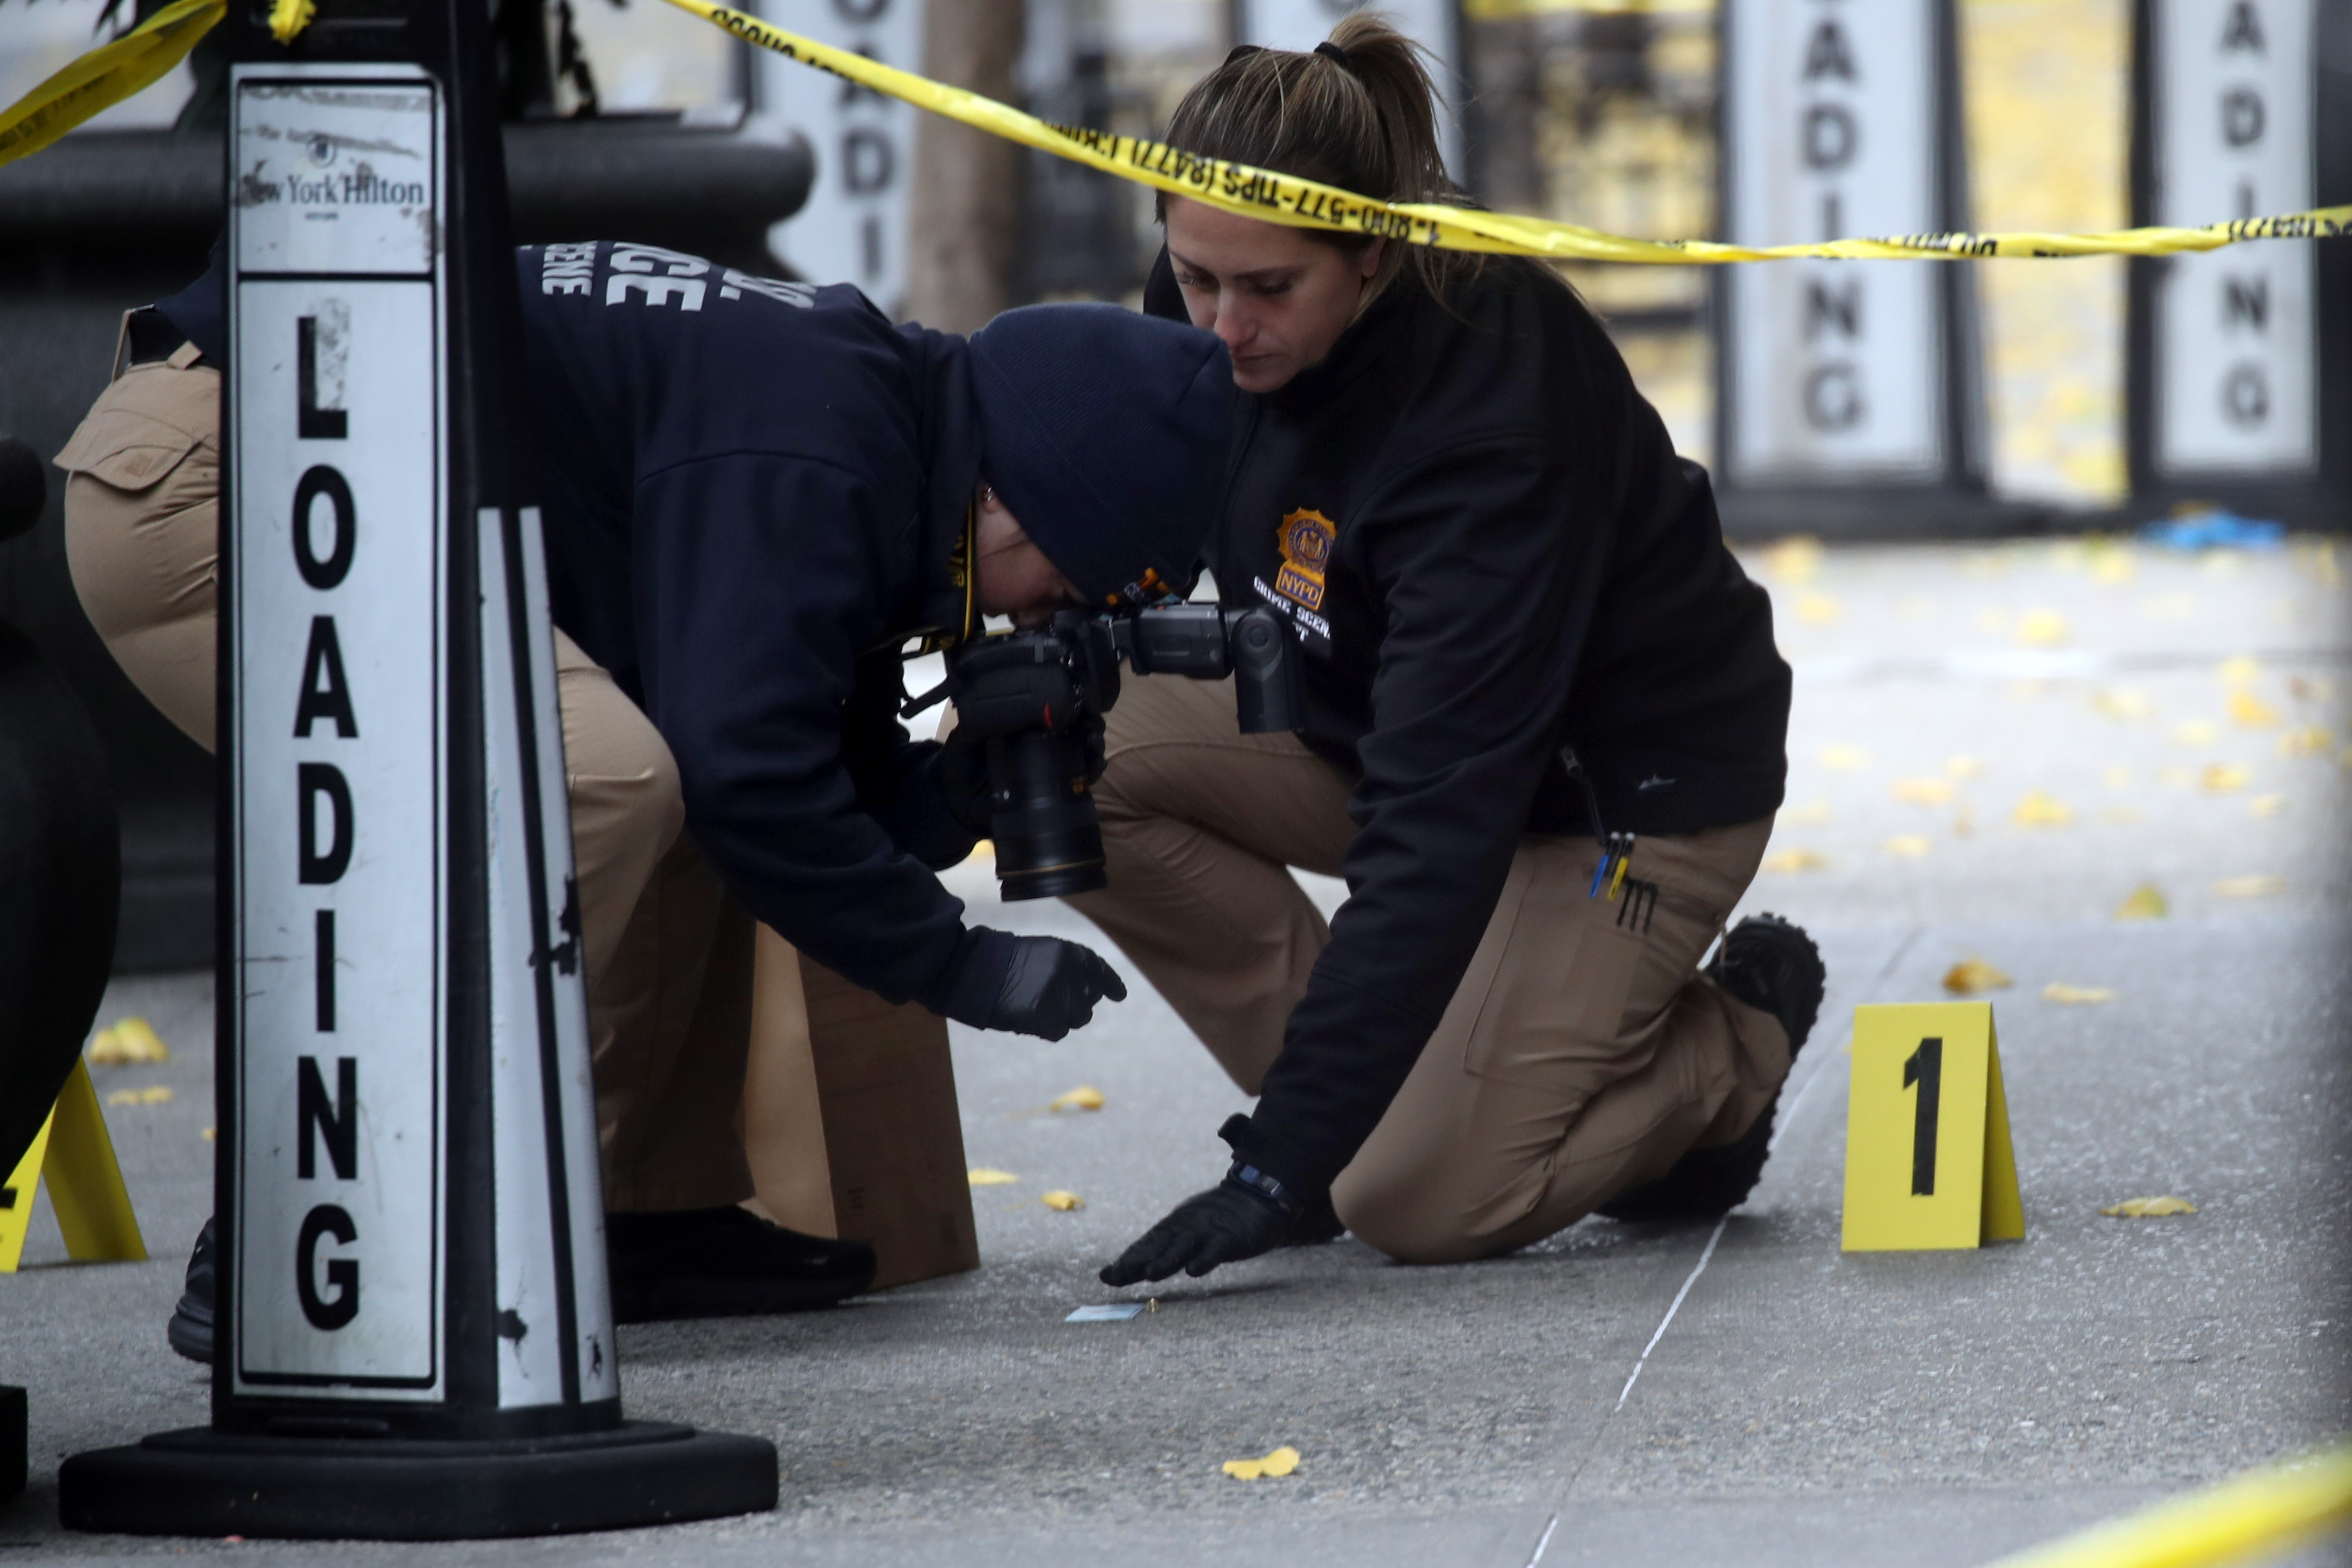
[59,0,777,1537]
[2126,0,2351,531]
[1713,0,2030,539]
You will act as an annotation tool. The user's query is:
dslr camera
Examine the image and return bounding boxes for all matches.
[931,602,1303,900]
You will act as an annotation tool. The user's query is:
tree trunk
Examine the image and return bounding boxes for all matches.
[901,0,1026,332]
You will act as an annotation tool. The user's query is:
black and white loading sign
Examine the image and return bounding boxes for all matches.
[2128,0,2347,526]
[229,68,451,1396]
[1715,0,2000,533]
[59,0,771,1539]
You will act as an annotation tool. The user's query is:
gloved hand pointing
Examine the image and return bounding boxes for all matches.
[1099,1178,1293,1286]
[936,928,1127,1041]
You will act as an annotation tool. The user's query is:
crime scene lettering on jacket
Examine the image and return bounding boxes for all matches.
[538,241,596,295]
[1249,574,1332,654]
[545,242,818,312]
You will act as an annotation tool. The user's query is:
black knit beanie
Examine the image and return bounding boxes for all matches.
[968,303,1233,604]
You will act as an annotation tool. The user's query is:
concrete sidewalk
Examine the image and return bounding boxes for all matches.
[3,538,2347,1566]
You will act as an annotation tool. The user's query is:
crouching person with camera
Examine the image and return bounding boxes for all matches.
[1085,23,1829,1289]
[55,241,1231,1350]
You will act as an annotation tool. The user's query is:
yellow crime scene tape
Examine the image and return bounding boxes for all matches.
[651,0,2351,264]
[1981,1442,2352,1568]
[1,0,2345,264]
[0,0,223,167]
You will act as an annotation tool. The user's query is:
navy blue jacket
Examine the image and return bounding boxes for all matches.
[518,242,981,1007]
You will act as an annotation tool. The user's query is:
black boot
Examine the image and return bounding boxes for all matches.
[1597,914,1826,1223]
[167,1219,215,1365]
[606,1206,878,1325]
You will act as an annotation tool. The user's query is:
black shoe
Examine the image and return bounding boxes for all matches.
[606,1206,878,1325]
[1283,1190,1346,1248]
[168,1219,215,1365]
[1596,914,1826,1223]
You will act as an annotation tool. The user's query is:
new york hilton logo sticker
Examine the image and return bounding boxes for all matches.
[229,69,449,1395]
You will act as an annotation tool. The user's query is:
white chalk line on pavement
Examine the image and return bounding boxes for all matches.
[1614,1214,1728,1412]
[1610,925,1922,1416]
[1524,1511,1560,1567]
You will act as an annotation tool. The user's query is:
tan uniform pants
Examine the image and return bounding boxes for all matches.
[57,350,757,1214]
[1068,673,1790,1265]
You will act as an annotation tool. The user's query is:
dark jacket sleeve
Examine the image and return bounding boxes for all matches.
[841,650,982,872]
[631,451,973,1007]
[1236,434,1612,1193]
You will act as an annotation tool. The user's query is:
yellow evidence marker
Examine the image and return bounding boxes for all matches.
[1842,1003,2024,1252]
[0,1060,147,1272]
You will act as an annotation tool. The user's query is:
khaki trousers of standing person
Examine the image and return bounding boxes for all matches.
[56,349,761,1215]
[1066,673,1792,1265]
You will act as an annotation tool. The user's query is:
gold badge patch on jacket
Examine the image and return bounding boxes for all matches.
[1274,507,1335,612]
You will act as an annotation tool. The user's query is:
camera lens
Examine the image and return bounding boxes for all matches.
[985,730,1107,900]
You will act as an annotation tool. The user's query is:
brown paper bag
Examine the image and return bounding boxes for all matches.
[743,924,979,1291]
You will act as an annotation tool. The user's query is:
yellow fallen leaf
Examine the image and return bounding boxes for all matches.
[1885,836,1932,859]
[1041,1190,1084,1211]
[2016,609,2069,647]
[2288,675,2333,703]
[1946,755,1984,779]
[2090,546,2134,584]
[2012,791,2075,827]
[1942,958,2013,995]
[1892,777,1953,805]
[968,1168,1020,1187]
[87,1017,169,1065]
[2226,687,2282,729]
[2303,541,2341,589]
[1952,806,1975,836]
[1762,535,1822,584]
[1778,799,1830,825]
[2218,655,2262,685]
[1762,848,1827,873]
[2042,983,2116,1005]
[2092,689,2152,721]
[2158,766,2193,787]
[2174,720,2219,746]
[2100,1197,2197,1218]
[1222,1445,1302,1481]
[2251,794,2286,818]
[1049,1086,1106,1113]
[2277,725,2333,758]
[200,1126,216,1142]
[2103,766,2133,789]
[105,1085,173,1107]
[2212,875,2283,898]
[2115,883,2170,920]
[2200,763,2249,793]
[1795,593,1843,625]
[1820,746,1869,772]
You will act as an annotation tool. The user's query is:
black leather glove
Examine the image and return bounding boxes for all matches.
[934,927,1127,1040]
[1099,1177,1295,1286]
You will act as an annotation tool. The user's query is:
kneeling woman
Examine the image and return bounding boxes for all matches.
[1092,18,1822,1286]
